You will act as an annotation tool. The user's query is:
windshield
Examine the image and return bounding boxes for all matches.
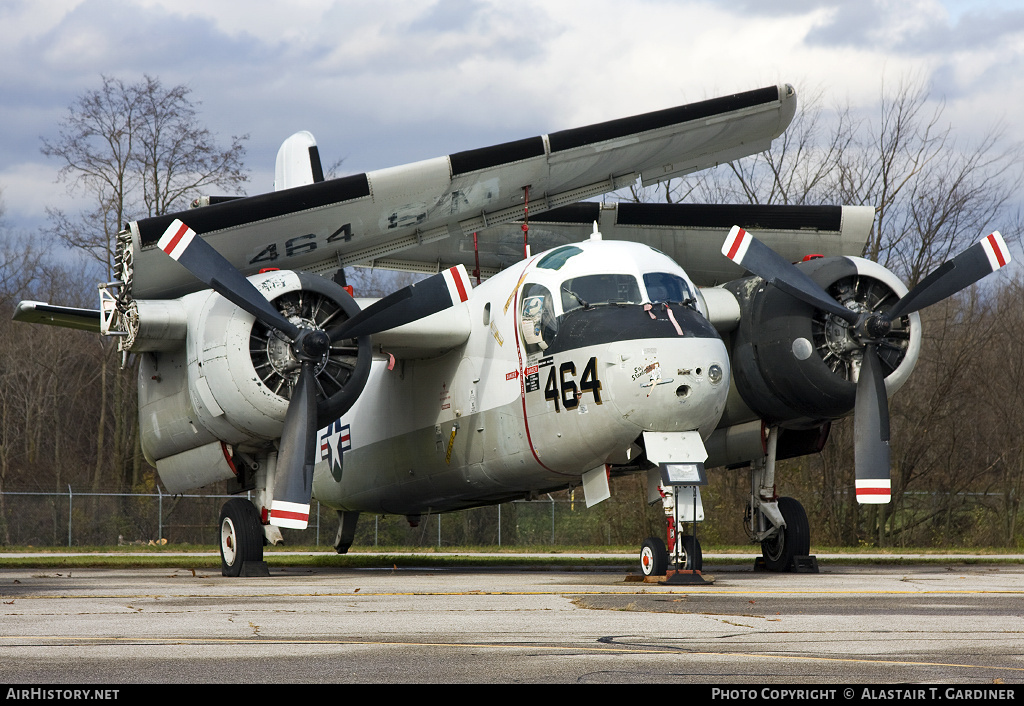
[644,272,696,305]
[560,274,642,313]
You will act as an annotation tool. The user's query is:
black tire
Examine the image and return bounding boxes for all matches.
[219,498,264,577]
[678,534,703,571]
[760,496,810,572]
[640,536,668,576]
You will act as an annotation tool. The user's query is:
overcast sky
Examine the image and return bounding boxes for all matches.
[2,0,1023,235]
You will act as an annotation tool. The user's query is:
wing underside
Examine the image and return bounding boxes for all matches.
[373,202,875,286]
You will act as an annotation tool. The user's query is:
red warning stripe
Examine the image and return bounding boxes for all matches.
[163,221,191,257]
[856,487,891,496]
[987,233,1007,268]
[449,266,468,302]
[726,227,747,261]
[271,508,309,522]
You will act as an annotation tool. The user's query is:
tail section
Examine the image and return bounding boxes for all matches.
[275,131,325,191]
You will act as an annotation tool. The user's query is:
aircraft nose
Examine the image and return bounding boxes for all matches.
[604,337,730,436]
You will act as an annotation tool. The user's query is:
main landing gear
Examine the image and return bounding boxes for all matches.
[218,450,279,577]
[746,427,817,573]
[218,498,268,576]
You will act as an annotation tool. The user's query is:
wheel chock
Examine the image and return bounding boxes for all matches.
[239,560,270,577]
[661,569,714,585]
[791,555,819,573]
[753,555,819,573]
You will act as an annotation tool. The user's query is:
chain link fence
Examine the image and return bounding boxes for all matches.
[0,489,665,549]
[4,484,1017,550]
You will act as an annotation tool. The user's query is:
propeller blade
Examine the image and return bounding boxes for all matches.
[158,219,301,339]
[854,344,892,504]
[328,265,471,341]
[722,226,858,322]
[884,231,1011,322]
[269,362,319,530]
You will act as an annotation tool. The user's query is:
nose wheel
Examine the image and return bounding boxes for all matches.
[640,536,668,576]
[677,534,702,572]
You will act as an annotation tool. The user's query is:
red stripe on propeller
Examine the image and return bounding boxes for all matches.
[163,221,191,256]
[987,232,1007,268]
[726,227,747,260]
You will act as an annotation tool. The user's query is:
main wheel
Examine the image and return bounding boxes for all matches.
[760,496,810,572]
[678,534,703,571]
[219,498,264,577]
[640,536,668,576]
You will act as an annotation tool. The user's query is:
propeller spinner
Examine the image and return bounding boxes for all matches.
[158,219,471,529]
[722,225,1011,504]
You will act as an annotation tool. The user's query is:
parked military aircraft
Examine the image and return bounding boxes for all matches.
[15,84,1010,576]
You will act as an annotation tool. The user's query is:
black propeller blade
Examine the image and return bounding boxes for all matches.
[158,219,301,339]
[326,265,471,341]
[722,226,858,322]
[853,343,891,503]
[157,218,472,529]
[269,360,320,528]
[882,232,1010,322]
[722,226,1011,504]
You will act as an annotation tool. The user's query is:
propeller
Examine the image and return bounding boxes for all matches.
[722,225,1011,503]
[158,218,471,528]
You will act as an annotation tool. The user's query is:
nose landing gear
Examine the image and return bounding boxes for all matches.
[639,482,707,582]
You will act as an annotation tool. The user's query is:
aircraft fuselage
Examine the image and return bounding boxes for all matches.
[313,240,731,515]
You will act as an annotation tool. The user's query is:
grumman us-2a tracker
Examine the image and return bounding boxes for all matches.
[16,84,1010,577]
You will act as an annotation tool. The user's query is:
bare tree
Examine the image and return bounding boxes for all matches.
[834,75,1024,283]
[41,75,249,277]
[37,75,250,495]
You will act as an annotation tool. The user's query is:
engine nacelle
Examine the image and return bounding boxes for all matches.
[138,270,371,474]
[722,256,921,430]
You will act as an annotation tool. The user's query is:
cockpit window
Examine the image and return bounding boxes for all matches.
[520,282,558,353]
[644,272,695,305]
[560,274,642,313]
[537,246,583,270]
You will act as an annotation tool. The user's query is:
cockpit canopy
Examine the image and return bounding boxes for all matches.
[518,241,707,353]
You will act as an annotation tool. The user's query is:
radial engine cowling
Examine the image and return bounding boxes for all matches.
[138,270,371,466]
[724,256,921,430]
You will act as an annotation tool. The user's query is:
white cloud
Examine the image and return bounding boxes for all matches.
[0,162,76,232]
[3,0,1023,234]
